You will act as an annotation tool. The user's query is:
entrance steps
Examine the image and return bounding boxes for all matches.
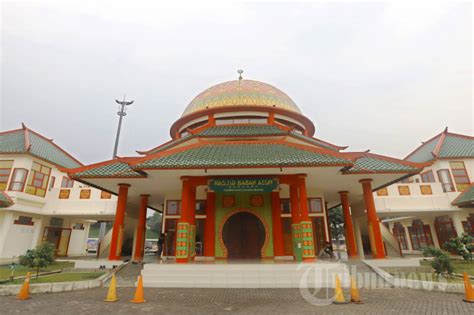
[141,262,350,288]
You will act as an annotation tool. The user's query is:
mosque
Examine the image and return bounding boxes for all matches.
[67,73,425,263]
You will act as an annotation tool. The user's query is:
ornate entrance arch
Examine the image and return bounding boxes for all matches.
[218,209,271,258]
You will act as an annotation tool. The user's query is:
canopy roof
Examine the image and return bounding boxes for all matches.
[405,127,474,163]
[0,124,83,168]
[452,184,474,208]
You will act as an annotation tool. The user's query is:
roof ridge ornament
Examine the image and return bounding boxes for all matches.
[237,69,244,81]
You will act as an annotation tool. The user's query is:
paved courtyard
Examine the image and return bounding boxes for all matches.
[1,287,473,314]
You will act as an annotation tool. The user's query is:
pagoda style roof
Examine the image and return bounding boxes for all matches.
[405,128,474,163]
[0,124,83,168]
[342,152,422,174]
[0,192,14,208]
[452,184,474,208]
[69,158,145,178]
[132,141,352,170]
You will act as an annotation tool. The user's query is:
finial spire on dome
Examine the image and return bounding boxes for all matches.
[237,69,244,81]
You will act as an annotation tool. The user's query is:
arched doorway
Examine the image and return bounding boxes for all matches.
[222,211,265,259]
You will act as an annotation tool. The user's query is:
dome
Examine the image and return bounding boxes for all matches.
[182,79,301,117]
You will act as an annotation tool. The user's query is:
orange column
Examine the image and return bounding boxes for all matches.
[271,191,284,257]
[176,179,196,263]
[289,184,300,224]
[203,191,216,257]
[133,194,149,262]
[298,177,316,261]
[339,191,357,258]
[109,183,130,260]
[360,179,385,259]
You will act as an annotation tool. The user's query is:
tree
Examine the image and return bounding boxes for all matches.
[422,246,453,274]
[328,206,345,258]
[443,233,474,261]
[18,243,55,279]
[146,212,162,239]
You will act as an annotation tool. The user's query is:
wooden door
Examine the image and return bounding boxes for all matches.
[222,212,265,259]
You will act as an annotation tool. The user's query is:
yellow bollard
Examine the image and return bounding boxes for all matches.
[104,273,119,302]
[333,275,347,304]
[463,272,474,303]
[17,272,31,300]
[130,275,146,303]
[350,276,363,304]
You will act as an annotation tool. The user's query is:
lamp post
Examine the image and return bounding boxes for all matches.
[112,95,134,159]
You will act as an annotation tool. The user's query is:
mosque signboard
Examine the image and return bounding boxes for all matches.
[209,178,278,192]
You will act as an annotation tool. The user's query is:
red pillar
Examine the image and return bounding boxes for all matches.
[109,183,130,260]
[339,191,357,258]
[298,177,315,261]
[133,194,149,262]
[289,184,300,224]
[176,179,196,263]
[203,191,216,258]
[360,179,385,259]
[271,191,284,257]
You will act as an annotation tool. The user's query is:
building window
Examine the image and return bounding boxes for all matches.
[48,176,56,191]
[462,214,474,237]
[408,219,434,250]
[61,177,74,188]
[166,200,181,215]
[280,199,291,214]
[449,161,470,191]
[195,200,206,215]
[8,168,28,192]
[420,170,436,183]
[72,223,84,230]
[0,160,14,191]
[307,198,323,213]
[14,216,34,226]
[25,162,51,197]
[437,169,455,192]
[392,223,408,250]
[50,217,64,227]
[400,177,414,184]
[434,216,458,248]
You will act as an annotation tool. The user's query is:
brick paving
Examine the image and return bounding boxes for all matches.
[1,287,473,314]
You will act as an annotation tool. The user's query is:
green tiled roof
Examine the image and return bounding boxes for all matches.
[72,161,144,178]
[289,131,341,151]
[0,130,26,153]
[134,143,351,169]
[344,156,420,174]
[0,192,14,208]
[0,127,82,168]
[199,125,285,137]
[28,132,81,168]
[147,135,194,155]
[406,131,474,163]
[452,185,474,207]
[438,135,474,158]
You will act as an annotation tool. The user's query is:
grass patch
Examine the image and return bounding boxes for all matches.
[7,272,105,285]
[420,259,474,276]
[0,261,75,281]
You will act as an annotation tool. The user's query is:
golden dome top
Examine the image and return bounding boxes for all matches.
[182,79,301,117]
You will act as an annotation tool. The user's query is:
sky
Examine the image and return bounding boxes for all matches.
[1,1,472,165]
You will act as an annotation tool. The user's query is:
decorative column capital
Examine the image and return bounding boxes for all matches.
[118,183,131,188]
[139,194,150,198]
[359,178,373,184]
[338,190,349,195]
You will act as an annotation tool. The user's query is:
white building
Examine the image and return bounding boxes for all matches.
[373,128,474,254]
[0,124,116,262]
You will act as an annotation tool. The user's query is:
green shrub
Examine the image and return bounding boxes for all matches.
[422,246,453,275]
[443,233,473,261]
[18,243,55,279]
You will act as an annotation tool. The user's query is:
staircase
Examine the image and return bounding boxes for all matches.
[141,262,350,288]
[379,222,402,257]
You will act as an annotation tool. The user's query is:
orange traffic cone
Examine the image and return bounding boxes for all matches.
[17,272,31,300]
[333,275,347,304]
[104,273,119,302]
[350,276,363,304]
[130,275,146,303]
[463,272,474,303]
